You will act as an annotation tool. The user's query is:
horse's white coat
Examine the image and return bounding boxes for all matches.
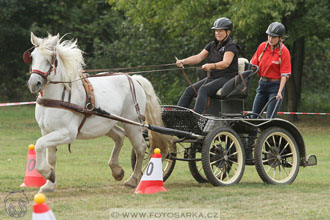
[27,33,171,192]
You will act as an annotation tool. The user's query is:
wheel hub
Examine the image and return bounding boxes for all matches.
[210,146,226,168]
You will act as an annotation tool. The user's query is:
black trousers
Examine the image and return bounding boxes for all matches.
[177,76,232,114]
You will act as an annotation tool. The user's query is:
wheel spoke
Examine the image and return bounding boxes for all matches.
[262,157,274,163]
[225,168,230,180]
[266,160,276,173]
[227,159,238,164]
[279,142,289,155]
[210,158,224,165]
[280,163,289,176]
[286,162,293,166]
[212,165,220,174]
[278,136,283,149]
[227,151,238,157]
[262,148,275,158]
[209,151,216,156]
[226,141,235,153]
[219,169,225,180]
[265,140,276,155]
[281,153,293,158]
[262,149,270,155]
[215,136,221,145]
[272,167,276,179]
[272,135,277,148]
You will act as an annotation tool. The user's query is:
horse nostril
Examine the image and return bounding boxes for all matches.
[36,81,41,87]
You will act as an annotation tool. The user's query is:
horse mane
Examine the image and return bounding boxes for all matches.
[39,34,85,89]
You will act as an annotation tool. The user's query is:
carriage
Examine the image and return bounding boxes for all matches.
[131,59,317,186]
[25,33,317,193]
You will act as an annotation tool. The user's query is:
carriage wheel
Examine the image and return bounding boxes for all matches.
[254,127,300,184]
[188,143,208,183]
[130,143,176,182]
[202,127,245,186]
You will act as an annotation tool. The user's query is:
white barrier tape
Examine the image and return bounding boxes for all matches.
[243,111,330,116]
[0,101,36,107]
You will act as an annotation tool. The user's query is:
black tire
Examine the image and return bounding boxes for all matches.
[202,127,245,186]
[130,144,176,182]
[188,143,208,183]
[254,127,300,184]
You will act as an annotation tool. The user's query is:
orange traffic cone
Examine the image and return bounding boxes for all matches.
[32,193,56,220]
[20,144,46,187]
[135,148,167,194]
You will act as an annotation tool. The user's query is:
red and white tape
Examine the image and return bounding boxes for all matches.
[243,111,330,116]
[0,101,36,107]
[1,102,330,116]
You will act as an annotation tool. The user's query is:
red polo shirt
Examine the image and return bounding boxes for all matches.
[251,42,291,79]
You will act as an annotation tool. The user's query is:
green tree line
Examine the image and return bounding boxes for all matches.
[0,0,329,119]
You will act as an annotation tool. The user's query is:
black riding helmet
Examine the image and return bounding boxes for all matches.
[211,17,233,30]
[266,22,285,37]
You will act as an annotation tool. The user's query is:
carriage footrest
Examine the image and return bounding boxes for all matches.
[304,155,317,166]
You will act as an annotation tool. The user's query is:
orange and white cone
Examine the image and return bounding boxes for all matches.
[32,193,56,220]
[20,144,46,187]
[135,148,167,194]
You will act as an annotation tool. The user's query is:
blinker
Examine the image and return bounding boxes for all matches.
[23,50,32,64]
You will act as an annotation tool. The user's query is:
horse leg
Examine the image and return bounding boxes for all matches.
[35,129,76,192]
[123,124,146,188]
[39,146,57,193]
[107,125,126,181]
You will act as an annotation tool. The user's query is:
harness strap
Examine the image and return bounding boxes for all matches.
[61,85,89,153]
[36,98,144,128]
[37,98,93,115]
[125,75,145,122]
[81,73,95,111]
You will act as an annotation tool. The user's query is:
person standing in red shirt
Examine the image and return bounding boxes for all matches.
[250,22,291,118]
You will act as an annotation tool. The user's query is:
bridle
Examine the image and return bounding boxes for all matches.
[23,46,58,81]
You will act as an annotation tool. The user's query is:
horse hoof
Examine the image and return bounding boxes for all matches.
[113,169,124,181]
[123,182,136,188]
[124,178,138,188]
[39,180,56,193]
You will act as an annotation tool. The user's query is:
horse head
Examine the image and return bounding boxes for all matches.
[26,32,85,94]
[27,32,60,93]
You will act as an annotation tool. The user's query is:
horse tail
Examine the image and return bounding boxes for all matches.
[131,75,174,157]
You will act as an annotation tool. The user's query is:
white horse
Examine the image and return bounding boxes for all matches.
[27,33,172,193]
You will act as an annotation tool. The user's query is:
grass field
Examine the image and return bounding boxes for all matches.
[0,105,329,220]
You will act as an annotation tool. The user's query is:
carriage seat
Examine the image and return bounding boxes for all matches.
[215,58,252,99]
[204,58,256,116]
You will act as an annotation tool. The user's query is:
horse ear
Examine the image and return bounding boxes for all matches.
[49,33,60,48]
[31,32,41,46]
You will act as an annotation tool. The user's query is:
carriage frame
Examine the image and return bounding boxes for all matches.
[132,60,317,186]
